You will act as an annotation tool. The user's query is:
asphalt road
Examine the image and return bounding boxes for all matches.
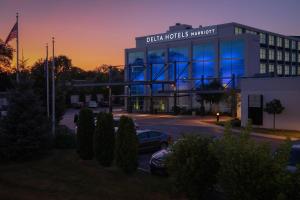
[61,108,284,172]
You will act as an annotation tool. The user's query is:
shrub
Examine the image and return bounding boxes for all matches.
[54,125,76,149]
[94,112,115,167]
[214,121,291,200]
[115,116,138,174]
[167,135,219,199]
[0,81,51,161]
[77,108,94,160]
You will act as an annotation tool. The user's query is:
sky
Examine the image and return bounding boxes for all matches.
[0,0,300,70]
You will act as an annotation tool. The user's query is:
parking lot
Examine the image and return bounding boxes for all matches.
[61,108,284,172]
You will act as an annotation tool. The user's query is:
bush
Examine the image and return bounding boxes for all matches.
[115,116,138,174]
[0,81,51,161]
[94,112,115,167]
[77,108,94,160]
[214,122,291,200]
[167,135,219,199]
[54,125,76,149]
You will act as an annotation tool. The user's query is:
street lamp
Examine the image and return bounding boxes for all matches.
[216,112,220,122]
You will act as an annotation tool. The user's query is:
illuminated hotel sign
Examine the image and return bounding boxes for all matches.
[145,26,217,44]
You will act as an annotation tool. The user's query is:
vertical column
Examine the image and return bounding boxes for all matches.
[188,42,193,109]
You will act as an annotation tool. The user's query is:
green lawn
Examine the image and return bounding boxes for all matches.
[0,150,184,200]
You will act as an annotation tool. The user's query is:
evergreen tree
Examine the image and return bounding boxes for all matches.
[115,116,138,174]
[94,112,115,166]
[77,108,94,160]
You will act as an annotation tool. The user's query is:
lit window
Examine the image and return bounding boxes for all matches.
[285,39,290,48]
[268,35,275,46]
[277,51,282,61]
[284,65,290,75]
[260,48,266,59]
[285,52,290,62]
[260,63,266,74]
[291,41,296,49]
[246,30,257,35]
[277,37,282,47]
[260,33,266,44]
[268,49,275,60]
[291,66,296,75]
[277,65,283,75]
[292,53,296,62]
[269,64,274,73]
[235,27,243,35]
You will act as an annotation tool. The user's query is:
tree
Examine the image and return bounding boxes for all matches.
[196,79,224,114]
[0,39,13,72]
[264,99,285,129]
[77,108,94,160]
[0,81,51,161]
[94,112,115,166]
[115,116,138,174]
[167,135,219,199]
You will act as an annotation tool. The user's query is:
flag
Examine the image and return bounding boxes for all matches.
[5,22,18,44]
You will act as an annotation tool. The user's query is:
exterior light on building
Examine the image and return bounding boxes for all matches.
[216,112,220,122]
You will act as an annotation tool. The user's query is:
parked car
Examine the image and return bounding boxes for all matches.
[287,141,300,173]
[149,147,171,175]
[113,117,139,132]
[137,130,171,153]
[88,101,98,108]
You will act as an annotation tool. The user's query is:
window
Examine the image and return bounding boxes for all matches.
[260,33,266,44]
[148,50,165,93]
[148,131,161,138]
[138,132,148,140]
[269,35,275,46]
[292,53,296,62]
[277,65,283,75]
[269,64,274,73]
[284,65,290,75]
[277,51,282,61]
[260,48,266,59]
[298,42,300,50]
[260,63,266,74]
[285,52,290,62]
[128,52,145,95]
[277,37,282,47]
[269,49,275,60]
[246,30,257,35]
[298,53,300,62]
[291,41,296,49]
[298,66,300,75]
[235,27,243,35]
[285,39,290,48]
[291,66,296,75]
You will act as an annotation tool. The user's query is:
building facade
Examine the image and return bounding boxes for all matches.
[124,22,300,113]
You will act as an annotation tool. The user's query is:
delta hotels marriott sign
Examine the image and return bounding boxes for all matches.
[144,26,217,44]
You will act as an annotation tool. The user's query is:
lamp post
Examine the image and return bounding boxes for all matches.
[216,112,220,123]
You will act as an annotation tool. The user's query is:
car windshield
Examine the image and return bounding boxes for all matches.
[289,147,300,166]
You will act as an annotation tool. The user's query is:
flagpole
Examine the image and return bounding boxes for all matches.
[16,12,19,83]
[52,37,55,136]
[46,43,50,118]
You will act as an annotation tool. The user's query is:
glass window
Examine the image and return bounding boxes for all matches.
[269,64,274,73]
[269,35,275,46]
[277,51,282,61]
[260,48,266,59]
[260,33,266,44]
[260,63,266,74]
[148,131,161,138]
[292,53,296,62]
[192,43,215,87]
[284,65,290,75]
[291,41,296,49]
[138,132,148,140]
[128,52,145,95]
[277,65,283,75]
[148,50,165,93]
[246,30,257,35]
[220,40,245,86]
[285,52,290,62]
[298,66,300,75]
[235,27,243,35]
[291,66,296,75]
[298,42,300,50]
[168,47,189,89]
[269,49,275,60]
[285,39,290,48]
[298,53,300,62]
[277,37,282,47]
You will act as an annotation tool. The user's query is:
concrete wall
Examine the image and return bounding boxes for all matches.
[241,77,300,131]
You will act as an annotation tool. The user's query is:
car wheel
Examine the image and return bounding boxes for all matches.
[160,142,168,149]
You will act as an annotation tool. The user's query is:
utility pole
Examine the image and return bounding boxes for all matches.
[45,44,49,118]
[52,37,55,135]
[16,12,19,83]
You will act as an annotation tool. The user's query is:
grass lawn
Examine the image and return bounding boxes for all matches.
[0,150,184,200]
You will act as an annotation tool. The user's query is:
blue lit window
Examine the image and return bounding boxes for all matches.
[128,52,145,95]
[192,43,215,88]
[148,50,165,93]
[168,47,189,90]
[220,40,245,87]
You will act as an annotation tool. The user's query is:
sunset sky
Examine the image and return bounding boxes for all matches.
[1,0,299,70]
